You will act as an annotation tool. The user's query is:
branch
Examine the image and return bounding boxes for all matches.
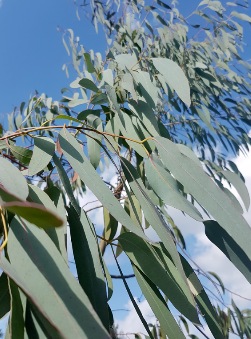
[110,274,135,279]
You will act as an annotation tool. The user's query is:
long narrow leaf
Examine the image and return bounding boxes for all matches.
[120,158,193,295]
[0,157,28,200]
[58,127,146,240]
[118,232,199,324]
[180,254,225,339]
[155,137,251,271]
[145,157,203,221]
[133,265,186,339]
[204,220,251,284]
[0,273,10,320]
[0,217,109,338]
[67,205,109,330]
[28,137,55,176]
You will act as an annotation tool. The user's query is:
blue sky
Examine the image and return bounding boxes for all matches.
[1,0,251,337]
[0,0,106,114]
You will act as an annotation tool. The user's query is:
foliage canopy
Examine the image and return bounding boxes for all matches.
[1,0,251,338]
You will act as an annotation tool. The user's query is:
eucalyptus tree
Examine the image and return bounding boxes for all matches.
[0,0,251,338]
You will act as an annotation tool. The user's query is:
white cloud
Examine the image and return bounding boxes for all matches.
[0,1,3,8]
[116,299,155,338]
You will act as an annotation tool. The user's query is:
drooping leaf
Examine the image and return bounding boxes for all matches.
[90,92,108,105]
[145,157,203,221]
[118,232,199,324]
[53,114,85,125]
[106,85,125,127]
[132,70,159,106]
[103,207,118,241]
[221,169,250,211]
[86,115,103,168]
[78,109,101,120]
[155,137,251,270]
[8,279,25,339]
[0,273,10,320]
[208,271,225,294]
[151,58,191,107]
[0,157,28,201]
[29,184,67,260]
[53,154,80,215]
[100,69,114,87]
[2,201,64,229]
[121,73,137,100]
[120,157,191,284]
[67,205,109,330]
[58,128,147,240]
[104,117,120,153]
[0,217,109,338]
[116,113,148,158]
[79,78,99,93]
[180,254,225,339]
[129,100,160,137]
[84,53,95,73]
[28,137,55,176]
[231,11,251,23]
[133,265,185,339]
[204,220,251,284]
[115,53,138,71]
[9,145,32,166]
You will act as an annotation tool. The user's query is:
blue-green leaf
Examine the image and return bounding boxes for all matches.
[145,157,203,221]
[205,220,251,284]
[29,137,55,176]
[221,169,250,211]
[0,273,10,320]
[0,217,109,338]
[119,233,199,324]
[155,137,251,273]
[79,78,99,93]
[0,157,28,201]
[180,255,225,339]
[151,58,191,107]
[58,128,146,240]
[133,265,185,339]
[67,205,109,330]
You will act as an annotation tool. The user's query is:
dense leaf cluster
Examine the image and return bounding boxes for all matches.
[0,1,251,338]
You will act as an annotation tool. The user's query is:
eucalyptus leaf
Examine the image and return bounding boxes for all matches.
[155,137,251,270]
[79,78,99,93]
[0,157,28,201]
[151,58,191,107]
[29,137,55,176]
[0,217,109,338]
[58,128,147,240]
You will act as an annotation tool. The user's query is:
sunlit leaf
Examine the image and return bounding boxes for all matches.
[0,157,28,201]
[0,217,109,338]
[79,78,99,93]
[205,220,251,284]
[119,233,199,324]
[2,201,64,229]
[58,128,146,240]
[67,205,109,330]
[133,265,185,339]
[151,58,191,107]
[155,137,251,268]
[29,137,55,176]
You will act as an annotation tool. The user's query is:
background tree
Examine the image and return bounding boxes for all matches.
[0,0,251,338]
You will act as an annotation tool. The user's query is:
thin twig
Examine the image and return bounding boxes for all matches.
[110,274,135,279]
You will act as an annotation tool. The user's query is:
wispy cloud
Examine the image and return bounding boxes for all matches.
[0,0,3,8]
